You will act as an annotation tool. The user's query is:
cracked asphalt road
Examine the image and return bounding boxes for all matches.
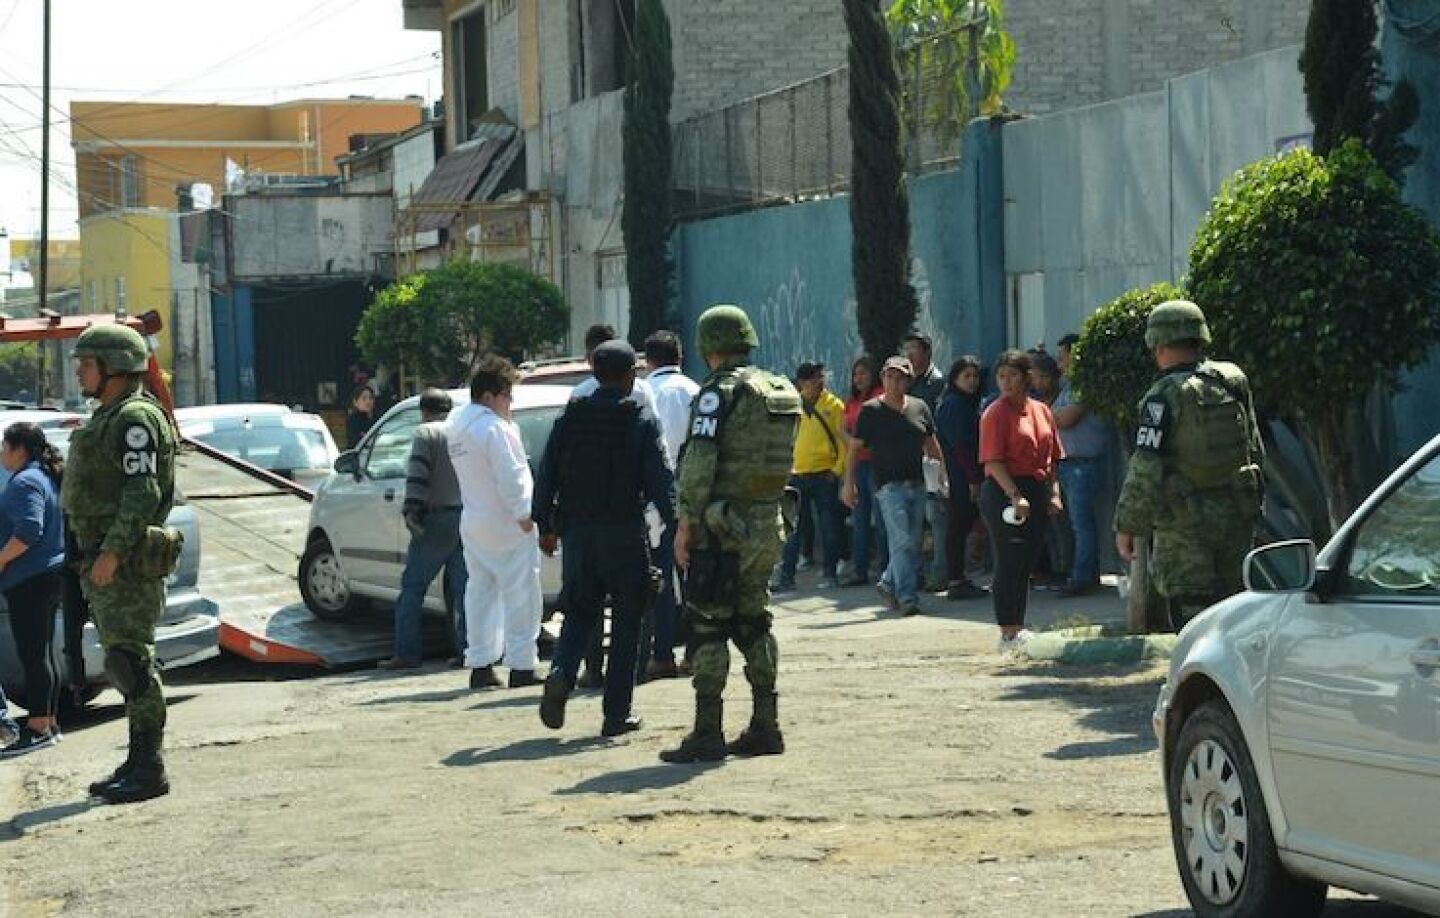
[0,582,1416,916]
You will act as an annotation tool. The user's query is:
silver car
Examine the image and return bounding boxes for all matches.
[298,385,570,627]
[1154,433,1440,916]
[0,415,220,705]
[176,403,340,490]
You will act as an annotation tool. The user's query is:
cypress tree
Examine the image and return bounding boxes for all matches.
[1299,0,1417,180]
[846,0,920,362]
[622,0,676,347]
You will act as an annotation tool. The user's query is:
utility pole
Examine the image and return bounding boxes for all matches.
[37,0,51,404]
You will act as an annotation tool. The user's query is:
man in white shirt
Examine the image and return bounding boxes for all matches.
[571,324,657,415]
[448,355,543,689]
[639,330,699,679]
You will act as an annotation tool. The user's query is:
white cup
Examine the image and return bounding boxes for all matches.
[1002,506,1022,526]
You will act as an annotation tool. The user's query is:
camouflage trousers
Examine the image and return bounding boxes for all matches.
[81,567,166,734]
[1152,519,1254,622]
[689,516,783,703]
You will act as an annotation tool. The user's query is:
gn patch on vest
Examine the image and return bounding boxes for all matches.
[123,450,158,476]
[691,389,723,440]
[1136,398,1168,452]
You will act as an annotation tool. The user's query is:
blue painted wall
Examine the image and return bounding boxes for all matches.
[1384,3,1440,457]
[675,121,1006,383]
[211,285,256,403]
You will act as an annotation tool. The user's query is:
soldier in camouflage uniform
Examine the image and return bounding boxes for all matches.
[64,324,180,804]
[1114,300,1264,630]
[661,305,800,764]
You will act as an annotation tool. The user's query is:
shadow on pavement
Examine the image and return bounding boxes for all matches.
[361,687,474,706]
[59,692,198,734]
[468,695,545,712]
[1,799,99,842]
[555,761,723,795]
[995,662,1164,761]
[442,735,608,767]
[166,652,325,686]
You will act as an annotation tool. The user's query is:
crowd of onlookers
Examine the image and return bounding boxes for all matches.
[773,333,1114,651]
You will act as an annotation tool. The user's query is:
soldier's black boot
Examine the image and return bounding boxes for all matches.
[99,730,169,805]
[88,722,139,797]
[726,691,785,757]
[660,697,726,764]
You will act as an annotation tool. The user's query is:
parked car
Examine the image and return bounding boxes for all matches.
[0,416,220,704]
[176,403,339,489]
[299,385,571,631]
[519,357,594,388]
[1153,433,1440,917]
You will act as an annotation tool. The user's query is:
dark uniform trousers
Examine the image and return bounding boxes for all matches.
[550,521,651,721]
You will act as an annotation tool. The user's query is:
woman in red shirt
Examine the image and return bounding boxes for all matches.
[978,350,1064,652]
[842,356,886,586]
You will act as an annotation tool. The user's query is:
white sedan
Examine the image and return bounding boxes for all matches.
[297,385,570,629]
[1154,433,1440,916]
[176,403,339,490]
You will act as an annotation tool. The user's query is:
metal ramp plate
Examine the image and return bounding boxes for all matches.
[176,449,442,668]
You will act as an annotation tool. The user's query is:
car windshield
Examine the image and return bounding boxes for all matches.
[192,426,331,472]
[514,405,564,467]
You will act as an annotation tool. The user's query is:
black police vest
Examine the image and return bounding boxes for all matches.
[554,396,646,527]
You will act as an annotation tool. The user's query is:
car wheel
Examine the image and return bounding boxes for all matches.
[1169,700,1327,918]
[299,538,358,621]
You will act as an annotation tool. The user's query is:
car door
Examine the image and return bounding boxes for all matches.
[1266,448,1440,886]
[326,406,420,593]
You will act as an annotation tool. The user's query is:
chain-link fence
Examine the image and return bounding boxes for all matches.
[673,36,971,221]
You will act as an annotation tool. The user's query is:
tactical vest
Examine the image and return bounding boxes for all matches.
[1169,360,1255,490]
[708,367,801,503]
[554,395,646,526]
[63,391,177,548]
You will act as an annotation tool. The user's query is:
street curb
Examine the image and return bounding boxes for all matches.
[1019,626,1177,664]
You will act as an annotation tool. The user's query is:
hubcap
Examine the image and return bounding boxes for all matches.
[1180,738,1249,905]
[308,550,349,610]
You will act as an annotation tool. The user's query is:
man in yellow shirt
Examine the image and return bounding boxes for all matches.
[770,362,849,592]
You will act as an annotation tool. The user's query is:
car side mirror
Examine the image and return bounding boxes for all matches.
[333,450,360,479]
[1244,539,1317,593]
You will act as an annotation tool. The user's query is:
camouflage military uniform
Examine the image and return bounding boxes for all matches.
[661,306,800,763]
[1116,349,1263,627]
[64,325,180,803]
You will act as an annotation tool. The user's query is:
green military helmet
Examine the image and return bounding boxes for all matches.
[73,323,150,374]
[696,304,759,356]
[1145,299,1212,349]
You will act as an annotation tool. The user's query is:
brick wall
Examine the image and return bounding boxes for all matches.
[1006,0,1308,115]
[488,4,521,125]
[667,0,850,122]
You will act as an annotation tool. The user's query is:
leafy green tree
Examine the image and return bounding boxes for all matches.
[1069,282,1184,435]
[886,0,1015,141]
[1299,0,1418,181]
[0,343,39,400]
[1189,142,1440,527]
[846,0,920,362]
[357,260,569,388]
[622,0,675,346]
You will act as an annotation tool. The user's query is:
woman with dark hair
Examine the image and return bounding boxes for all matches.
[841,356,887,586]
[978,350,1064,653]
[0,422,67,757]
[345,385,377,449]
[936,357,986,600]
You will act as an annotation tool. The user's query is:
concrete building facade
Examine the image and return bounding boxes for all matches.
[70,99,427,219]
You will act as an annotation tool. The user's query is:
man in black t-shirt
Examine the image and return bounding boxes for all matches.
[842,357,948,616]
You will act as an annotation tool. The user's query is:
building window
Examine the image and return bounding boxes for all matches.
[452,8,489,143]
[115,276,127,311]
[87,280,97,310]
[571,0,634,100]
[119,154,142,208]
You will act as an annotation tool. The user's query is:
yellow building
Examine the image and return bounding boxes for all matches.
[7,238,83,293]
[71,98,426,218]
[78,210,184,369]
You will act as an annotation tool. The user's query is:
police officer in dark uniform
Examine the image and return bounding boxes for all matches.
[534,340,675,737]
